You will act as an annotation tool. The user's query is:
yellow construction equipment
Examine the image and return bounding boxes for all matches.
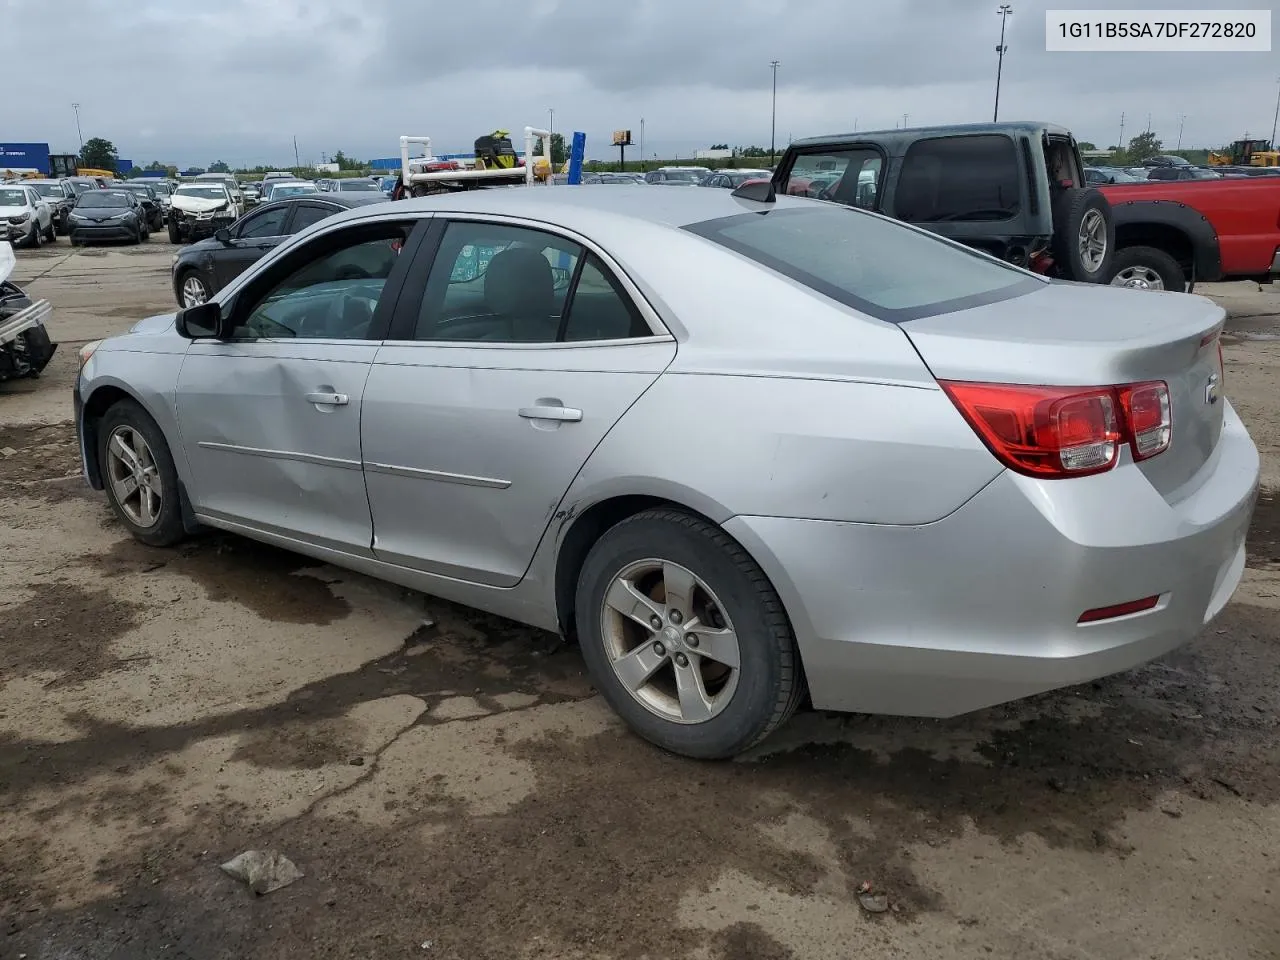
[1207,139,1280,167]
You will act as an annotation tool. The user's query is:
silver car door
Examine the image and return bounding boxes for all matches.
[362,217,676,587]
[175,217,421,555]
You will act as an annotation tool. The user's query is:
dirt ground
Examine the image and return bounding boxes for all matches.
[2,239,1279,960]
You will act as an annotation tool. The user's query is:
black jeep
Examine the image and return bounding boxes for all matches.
[771,121,1114,284]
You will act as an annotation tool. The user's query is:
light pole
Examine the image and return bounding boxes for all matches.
[769,60,780,166]
[639,117,645,171]
[548,107,554,139]
[994,5,1012,122]
[72,102,83,151]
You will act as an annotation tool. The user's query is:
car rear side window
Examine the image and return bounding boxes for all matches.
[289,204,337,233]
[896,134,1021,223]
[783,147,882,210]
[685,206,1042,322]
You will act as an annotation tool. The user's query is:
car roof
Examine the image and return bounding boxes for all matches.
[344,184,817,233]
[789,120,1074,153]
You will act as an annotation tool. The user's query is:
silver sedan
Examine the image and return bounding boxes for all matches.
[73,187,1260,759]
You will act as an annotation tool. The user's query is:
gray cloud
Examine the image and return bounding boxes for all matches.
[4,0,1276,168]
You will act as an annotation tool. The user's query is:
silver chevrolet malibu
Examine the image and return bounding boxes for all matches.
[74,186,1259,759]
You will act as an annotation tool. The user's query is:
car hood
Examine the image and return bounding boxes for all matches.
[171,195,227,213]
[0,204,32,218]
[0,241,13,285]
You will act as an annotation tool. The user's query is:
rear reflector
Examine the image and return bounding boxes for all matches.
[941,380,1171,479]
[1078,595,1161,623]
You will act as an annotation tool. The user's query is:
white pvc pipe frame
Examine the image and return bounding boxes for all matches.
[400,127,553,187]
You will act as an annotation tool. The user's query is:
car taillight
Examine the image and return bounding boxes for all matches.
[941,380,1171,479]
[1119,381,1172,460]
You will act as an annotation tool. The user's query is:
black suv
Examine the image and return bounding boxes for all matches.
[772,121,1115,284]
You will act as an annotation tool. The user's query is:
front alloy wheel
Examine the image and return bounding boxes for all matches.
[105,425,163,528]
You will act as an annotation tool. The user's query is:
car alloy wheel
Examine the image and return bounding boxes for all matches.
[599,558,742,724]
[1077,208,1107,274]
[105,425,164,528]
[1109,265,1164,290]
[181,274,210,307]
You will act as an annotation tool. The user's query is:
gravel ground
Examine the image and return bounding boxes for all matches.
[2,240,1279,960]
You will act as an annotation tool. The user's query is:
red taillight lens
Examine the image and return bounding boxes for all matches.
[1119,381,1171,460]
[941,380,1171,479]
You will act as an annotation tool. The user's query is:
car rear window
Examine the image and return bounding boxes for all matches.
[684,205,1043,322]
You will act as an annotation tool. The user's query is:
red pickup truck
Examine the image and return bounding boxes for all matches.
[1099,177,1280,290]
[769,122,1280,293]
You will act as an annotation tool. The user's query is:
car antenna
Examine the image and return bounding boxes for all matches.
[730,180,775,203]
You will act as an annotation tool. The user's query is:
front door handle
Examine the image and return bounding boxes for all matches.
[305,391,349,406]
[518,404,582,422]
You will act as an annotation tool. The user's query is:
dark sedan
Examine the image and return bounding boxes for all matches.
[67,189,148,245]
[169,193,388,306]
[113,182,167,231]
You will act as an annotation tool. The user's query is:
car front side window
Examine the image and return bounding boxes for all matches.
[238,207,289,239]
[234,222,413,341]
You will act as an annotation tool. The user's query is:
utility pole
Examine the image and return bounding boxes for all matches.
[1176,114,1186,150]
[72,103,83,151]
[639,117,645,172]
[1146,112,1152,133]
[903,113,909,128]
[293,136,300,168]
[994,5,1012,122]
[769,60,780,165]
[1271,75,1280,147]
[548,107,554,139]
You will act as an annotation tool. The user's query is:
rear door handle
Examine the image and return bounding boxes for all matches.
[518,404,582,422]
[305,391,349,406]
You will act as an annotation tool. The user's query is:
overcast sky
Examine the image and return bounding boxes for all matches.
[5,0,1277,168]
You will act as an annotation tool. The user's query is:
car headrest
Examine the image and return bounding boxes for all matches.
[484,247,554,319]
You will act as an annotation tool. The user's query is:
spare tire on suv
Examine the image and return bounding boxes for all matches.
[1051,187,1114,283]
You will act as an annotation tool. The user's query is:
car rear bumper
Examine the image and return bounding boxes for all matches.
[725,400,1260,717]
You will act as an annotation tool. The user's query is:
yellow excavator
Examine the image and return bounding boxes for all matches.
[1208,139,1280,167]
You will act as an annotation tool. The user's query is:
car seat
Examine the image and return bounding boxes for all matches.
[483,247,558,341]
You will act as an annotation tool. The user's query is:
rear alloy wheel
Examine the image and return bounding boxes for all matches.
[180,271,210,307]
[27,222,42,249]
[98,401,186,547]
[1107,245,1185,292]
[575,508,804,759]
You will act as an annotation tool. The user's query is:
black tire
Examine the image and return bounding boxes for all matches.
[575,508,804,759]
[97,399,187,547]
[44,220,56,243]
[168,221,181,244]
[1051,187,1114,283]
[1106,245,1186,292]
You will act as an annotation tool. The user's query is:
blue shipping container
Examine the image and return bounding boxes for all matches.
[0,142,52,174]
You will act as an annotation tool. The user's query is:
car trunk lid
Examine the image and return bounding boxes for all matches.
[902,281,1226,498]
